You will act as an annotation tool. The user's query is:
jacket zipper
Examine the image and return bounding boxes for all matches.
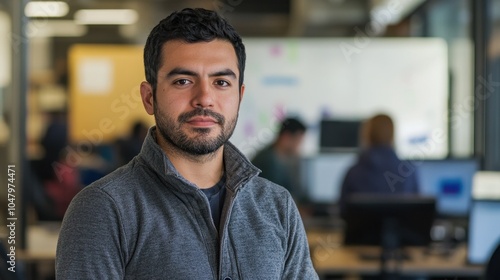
[193,188,219,280]
[218,185,243,279]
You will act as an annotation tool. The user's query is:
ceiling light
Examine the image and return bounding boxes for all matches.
[28,20,87,37]
[74,9,139,25]
[25,1,69,18]
[370,0,426,25]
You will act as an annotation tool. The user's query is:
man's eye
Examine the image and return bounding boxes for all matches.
[174,79,190,85]
[215,80,230,87]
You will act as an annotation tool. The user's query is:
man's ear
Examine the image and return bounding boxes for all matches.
[140,81,154,115]
[239,84,245,103]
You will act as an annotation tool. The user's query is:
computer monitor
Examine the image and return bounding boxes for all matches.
[468,200,500,264]
[343,195,436,247]
[300,153,357,204]
[319,120,361,151]
[417,159,478,217]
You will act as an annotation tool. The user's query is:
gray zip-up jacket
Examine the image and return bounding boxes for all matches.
[56,127,318,279]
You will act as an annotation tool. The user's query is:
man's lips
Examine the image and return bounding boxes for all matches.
[178,108,225,127]
[186,117,218,127]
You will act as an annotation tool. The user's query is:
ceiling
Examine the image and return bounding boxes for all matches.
[14,0,428,41]
[0,0,428,66]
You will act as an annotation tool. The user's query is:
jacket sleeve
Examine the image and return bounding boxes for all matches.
[56,187,126,279]
[282,195,319,279]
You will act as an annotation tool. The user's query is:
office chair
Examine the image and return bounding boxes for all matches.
[485,242,500,280]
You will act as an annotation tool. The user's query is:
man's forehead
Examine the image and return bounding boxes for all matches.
[160,39,235,55]
[158,39,239,72]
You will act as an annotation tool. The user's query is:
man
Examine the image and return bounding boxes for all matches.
[251,117,306,195]
[56,8,318,279]
[339,114,419,215]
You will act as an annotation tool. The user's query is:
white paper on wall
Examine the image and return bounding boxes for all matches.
[78,58,113,95]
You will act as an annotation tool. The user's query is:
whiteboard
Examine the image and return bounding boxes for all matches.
[231,38,449,159]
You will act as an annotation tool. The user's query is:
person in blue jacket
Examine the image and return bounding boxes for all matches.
[339,114,419,214]
[56,8,318,279]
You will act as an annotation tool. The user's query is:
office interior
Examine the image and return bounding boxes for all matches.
[1,0,500,279]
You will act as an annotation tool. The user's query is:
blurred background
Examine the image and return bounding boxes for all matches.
[0,0,500,279]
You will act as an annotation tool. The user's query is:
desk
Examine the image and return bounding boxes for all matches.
[17,223,60,280]
[18,223,59,262]
[308,229,484,279]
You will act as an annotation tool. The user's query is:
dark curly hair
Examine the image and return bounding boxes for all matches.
[143,8,246,95]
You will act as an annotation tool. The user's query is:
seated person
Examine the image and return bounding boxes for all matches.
[339,114,419,215]
[485,242,500,280]
[251,117,306,196]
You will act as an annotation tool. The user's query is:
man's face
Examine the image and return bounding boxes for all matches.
[141,39,244,156]
[285,132,305,156]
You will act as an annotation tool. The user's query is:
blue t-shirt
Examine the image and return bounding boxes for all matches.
[200,175,226,230]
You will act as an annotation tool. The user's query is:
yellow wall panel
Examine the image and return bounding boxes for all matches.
[69,45,154,145]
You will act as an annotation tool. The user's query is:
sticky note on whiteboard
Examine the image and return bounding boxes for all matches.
[78,58,113,94]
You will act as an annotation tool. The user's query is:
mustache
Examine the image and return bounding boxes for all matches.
[178,108,225,125]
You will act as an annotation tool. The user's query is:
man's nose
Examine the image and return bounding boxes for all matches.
[191,81,214,108]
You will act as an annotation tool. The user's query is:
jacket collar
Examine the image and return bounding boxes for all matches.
[138,126,260,193]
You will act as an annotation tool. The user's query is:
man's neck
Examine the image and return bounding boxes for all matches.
[156,130,225,189]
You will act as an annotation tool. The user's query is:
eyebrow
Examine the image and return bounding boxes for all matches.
[209,69,237,79]
[166,67,237,80]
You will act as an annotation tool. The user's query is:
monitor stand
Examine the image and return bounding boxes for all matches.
[358,218,411,279]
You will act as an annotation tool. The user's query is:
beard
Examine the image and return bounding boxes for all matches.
[154,105,238,156]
